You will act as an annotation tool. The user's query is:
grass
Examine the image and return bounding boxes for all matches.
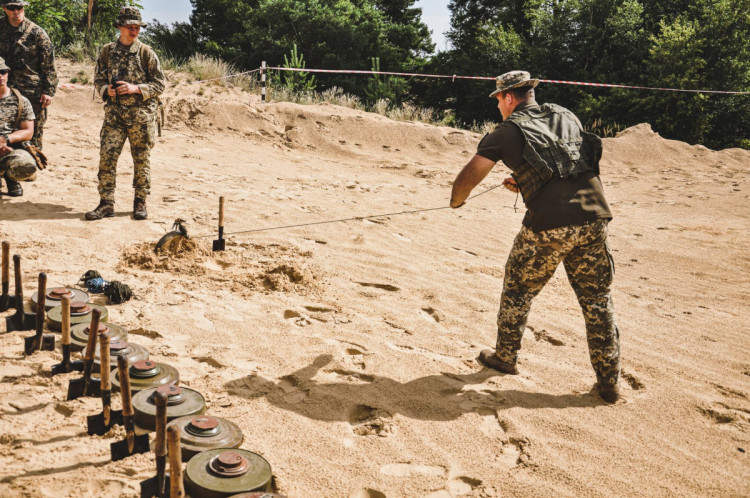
[70,70,90,85]
[585,118,624,138]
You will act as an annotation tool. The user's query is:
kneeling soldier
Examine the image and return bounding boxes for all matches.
[0,55,38,198]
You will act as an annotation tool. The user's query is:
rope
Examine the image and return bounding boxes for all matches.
[268,66,750,95]
[192,185,502,240]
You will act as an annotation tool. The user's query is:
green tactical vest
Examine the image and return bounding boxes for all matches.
[505,103,603,202]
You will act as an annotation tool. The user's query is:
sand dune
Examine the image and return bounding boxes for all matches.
[1,61,748,497]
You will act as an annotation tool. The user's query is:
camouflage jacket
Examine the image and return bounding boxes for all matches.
[94,39,165,108]
[0,18,58,97]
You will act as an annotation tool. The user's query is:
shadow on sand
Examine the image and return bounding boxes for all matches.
[225,354,605,424]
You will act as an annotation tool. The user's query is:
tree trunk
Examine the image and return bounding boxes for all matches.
[87,0,95,39]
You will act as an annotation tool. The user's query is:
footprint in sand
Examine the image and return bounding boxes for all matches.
[278,375,308,404]
[529,326,565,346]
[475,406,511,438]
[328,369,375,383]
[380,462,445,477]
[421,307,445,323]
[621,369,645,391]
[349,404,393,436]
[445,476,483,496]
[345,347,367,370]
[355,282,400,292]
[698,382,750,428]
[283,309,312,326]
[349,489,386,498]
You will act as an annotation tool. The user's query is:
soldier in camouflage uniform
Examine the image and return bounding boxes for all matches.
[0,55,37,197]
[0,0,58,150]
[85,7,165,221]
[450,71,621,403]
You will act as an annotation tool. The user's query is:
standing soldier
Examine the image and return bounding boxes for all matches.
[0,0,58,150]
[85,6,165,221]
[451,71,620,403]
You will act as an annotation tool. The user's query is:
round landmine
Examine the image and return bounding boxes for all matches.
[47,301,108,332]
[112,360,179,394]
[133,385,206,431]
[185,449,273,498]
[31,287,89,312]
[92,340,148,373]
[70,322,128,352]
[167,415,244,460]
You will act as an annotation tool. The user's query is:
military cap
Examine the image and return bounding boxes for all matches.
[115,6,147,27]
[2,1,30,7]
[489,70,540,98]
[0,57,8,71]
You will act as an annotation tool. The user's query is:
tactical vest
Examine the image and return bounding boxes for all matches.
[506,103,602,202]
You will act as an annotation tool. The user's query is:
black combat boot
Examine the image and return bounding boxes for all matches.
[3,173,23,197]
[133,197,147,220]
[85,199,115,220]
[598,382,620,403]
[478,349,519,375]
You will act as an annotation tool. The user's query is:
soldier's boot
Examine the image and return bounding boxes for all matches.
[3,173,23,197]
[133,198,147,220]
[85,199,115,220]
[598,382,620,404]
[478,349,519,375]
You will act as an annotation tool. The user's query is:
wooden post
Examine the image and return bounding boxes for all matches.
[261,61,267,103]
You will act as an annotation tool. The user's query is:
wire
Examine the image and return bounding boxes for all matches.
[192,185,502,239]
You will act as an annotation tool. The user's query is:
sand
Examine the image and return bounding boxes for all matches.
[0,60,748,497]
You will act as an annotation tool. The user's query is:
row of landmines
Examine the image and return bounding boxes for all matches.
[1,240,284,498]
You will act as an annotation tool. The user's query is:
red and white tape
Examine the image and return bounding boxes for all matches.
[268,66,750,95]
[58,83,90,90]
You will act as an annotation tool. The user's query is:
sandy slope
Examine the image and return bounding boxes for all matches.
[0,61,748,497]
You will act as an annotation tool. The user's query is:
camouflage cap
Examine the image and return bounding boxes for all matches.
[115,6,147,27]
[0,57,8,71]
[2,1,30,7]
[489,70,540,98]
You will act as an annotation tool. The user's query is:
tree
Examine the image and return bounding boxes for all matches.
[187,0,432,97]
[26,0,141,49]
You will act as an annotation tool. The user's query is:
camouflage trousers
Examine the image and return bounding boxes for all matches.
[30,98,47,150]
[97,103,157,201]
[0,149,37,181]
[495,219,620,386]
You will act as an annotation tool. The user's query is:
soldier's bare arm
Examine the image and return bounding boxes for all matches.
[1,120,33,149]
[450,154,497,208]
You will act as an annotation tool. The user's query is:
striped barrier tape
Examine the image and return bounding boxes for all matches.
[268,66,750,95]
[56,68,263,91]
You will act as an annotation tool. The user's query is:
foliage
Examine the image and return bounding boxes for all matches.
[26,0,142,52]
[187,0,432,98]
[142,21,200,63]
[363,57,408,105]
[416,0,749,149]
[277,44,316,93]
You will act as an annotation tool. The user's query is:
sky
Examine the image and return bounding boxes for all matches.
[139,0,452,52]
